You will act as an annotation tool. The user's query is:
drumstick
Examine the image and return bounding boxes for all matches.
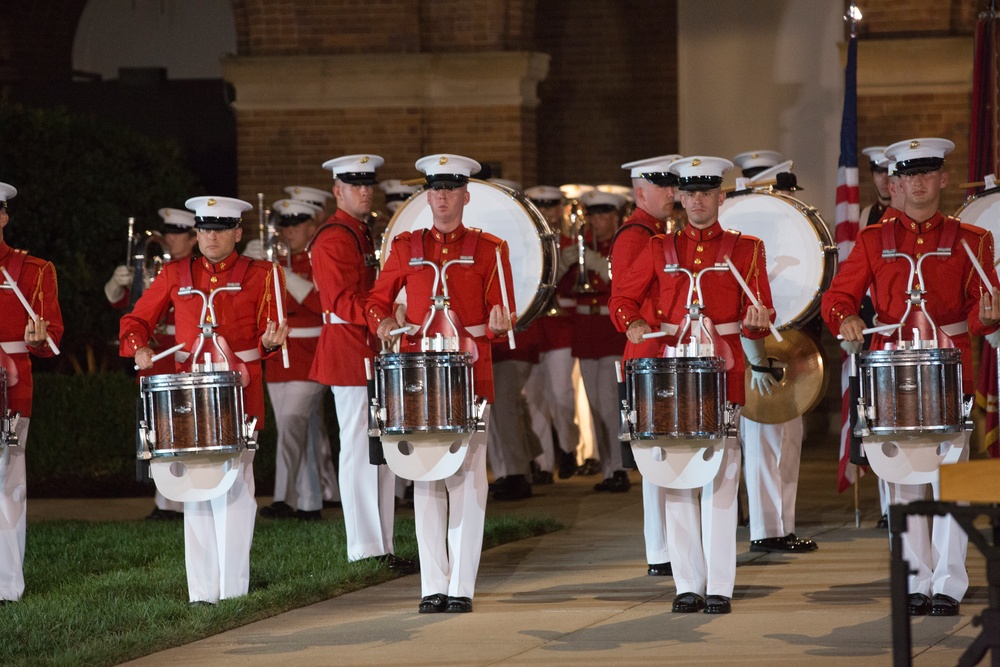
[1,266,60,355]
[272,263,290,369]
[495,247,516,349]
[836,323,901,340]
[721,256,783,343]
[133,342,185,370]
[614,360,623,384]
[389,325,415,336]
[959,238,994,290]
[641,331,668,339]
[364,357,372,382]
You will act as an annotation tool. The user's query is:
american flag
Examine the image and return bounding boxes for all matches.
[835,31,861,493]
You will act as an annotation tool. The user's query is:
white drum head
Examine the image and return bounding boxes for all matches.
[719,192,832,329]
[382,180,556,328]
[150,452,242,503]
[955,188,1000,262]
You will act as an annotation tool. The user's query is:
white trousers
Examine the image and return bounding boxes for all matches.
[183,449,256,603]
[414,406,490,600]
[888,433,970,600]
[643,478,671,564]
[0,418,29,601]
[317,410,341,503]
[665,436,741,598]
[333,385,395,561]
[740,416,803,540]
[267,380,329,511]
[487,360,536,479]
[526,348,580,472]
[579,356,623,478]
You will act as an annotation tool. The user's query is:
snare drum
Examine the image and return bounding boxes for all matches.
[382,179,558,330]
[140,371,246,457]
[858,348,963,435]
[1,367,15,447]
[719,191,836,328]
[626,357,726,440]
[376,351,475,434]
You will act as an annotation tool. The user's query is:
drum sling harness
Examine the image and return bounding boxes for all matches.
[408,228,489,339]
[1,249,31,361]
[177,254,256,364]
[880,215,959,262]
[308,220,378,268]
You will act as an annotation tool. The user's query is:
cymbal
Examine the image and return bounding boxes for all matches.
[742,329,827,424]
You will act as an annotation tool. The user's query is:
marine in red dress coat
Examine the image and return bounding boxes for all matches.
[308,207,378,388]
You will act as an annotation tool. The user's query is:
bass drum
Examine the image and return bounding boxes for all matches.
[382,179,557,330]
[955,187,1000,259]
[719,191,837,329]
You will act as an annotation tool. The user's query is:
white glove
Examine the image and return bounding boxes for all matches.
[104,265,133,303]
[840,340,863,355]
[741,336,778,396]
[284,271,313,304]
[556,245,577,282]
[583,248,610,283]
[243,239,266,260]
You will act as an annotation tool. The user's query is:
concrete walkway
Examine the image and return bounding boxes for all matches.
[31,449,993,666]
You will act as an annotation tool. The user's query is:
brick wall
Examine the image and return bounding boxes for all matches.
[235,104,533,208]
[859,0,978,36]
[858,92,972,216]
[534,0,678,187]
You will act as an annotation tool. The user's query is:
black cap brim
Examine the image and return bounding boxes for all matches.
[194,216,241,230]
[426,174,468,190]
[893,157,945,176]
[642,173,679,187]
[277,214,314,227]
[162,224,193,235]
[679,176,723,192]
[337,172,377,186]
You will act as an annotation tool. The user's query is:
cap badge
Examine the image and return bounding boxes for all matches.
[750,153,759,159]
[691,158,702,167]
[910,140,920,149]
[439,156,449,165]
[282,201,289,208]
[207,198,217,207]
[294,187,302,194]
[360,156,370,164]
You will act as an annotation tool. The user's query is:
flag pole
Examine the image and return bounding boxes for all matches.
[853,468,860,528]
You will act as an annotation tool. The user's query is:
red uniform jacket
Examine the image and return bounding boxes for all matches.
[308,210,378,387]
[821,211,999,394]
[266,250,323,383]
[366,223,515,403]
[112,283,180,377]
[567,236,626,360]
[611,208,669,361]
[532,233,576,354]
[609,222,773,405]
[0,241,64,417]
[119,251,283,427]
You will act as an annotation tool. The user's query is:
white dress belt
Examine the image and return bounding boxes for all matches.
[660,321,741,336]
[576,305,611,316]
[557,297,576,308]
[288,326,322,339]
[0,341,28,354]
[322,311,350,325]
[163,324,176,335]
[406,322,488,338]
[175,348,260,363]
[872,316,969,337]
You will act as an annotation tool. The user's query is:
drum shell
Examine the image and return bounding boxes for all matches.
[626,357,726,439]
[141,371,245,456]
[859,349,963,435]
[376,352,475,434]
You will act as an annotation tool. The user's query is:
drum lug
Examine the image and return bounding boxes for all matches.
[724,404,740,438]
[475,397,488,431]
[1,410,19,448]
[244,416,259,450]
[368,399,383,437]
[619,403,635,442]
[963,396,975,424]
[854,400,872,438]
[136,419,154,460]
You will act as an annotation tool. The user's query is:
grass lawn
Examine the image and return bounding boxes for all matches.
[0,514,560,667]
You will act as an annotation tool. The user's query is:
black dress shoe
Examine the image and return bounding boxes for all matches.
[558,451,578,478]
[188,600,216,608]
[647,562,672,576]
[446,596,473,613]
[418,593,448,613]
[260,501,296,519]
[750,535,817,553]
[908,593,931,616]
[322,499,342,509]
[374,554,419,574]
[492,474,532,501]
[930,593,960,616]
[606,470,631,493]
[704,595,732,614]
[296,509,322,521]
[532,469,554,485]
[146,507,183,521]
[877,514,889,529]
[671,592,705,613]
[577,458,601,476]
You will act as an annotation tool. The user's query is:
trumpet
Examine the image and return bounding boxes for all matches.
[570,202,596,295]
[257,193,290,267]
[128,229,169,309]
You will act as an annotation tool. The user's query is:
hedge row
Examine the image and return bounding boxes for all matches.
[23,372,341,498]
